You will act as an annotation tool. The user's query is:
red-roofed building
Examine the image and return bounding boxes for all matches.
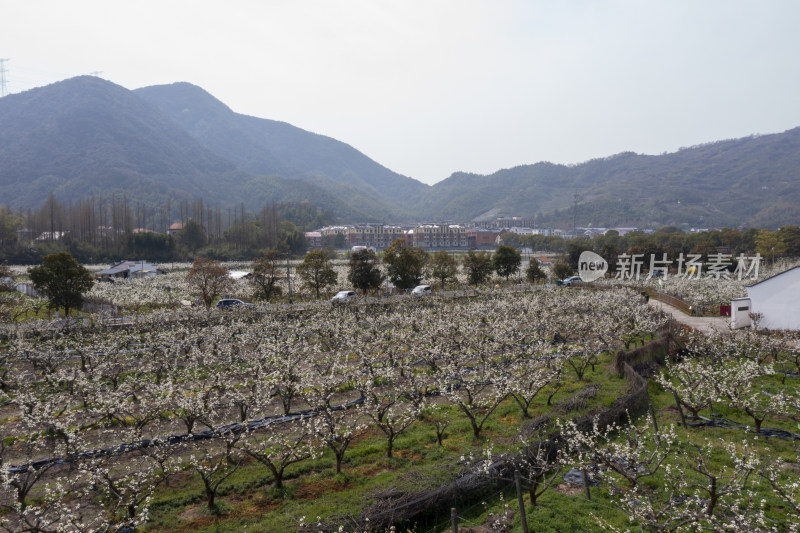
[167,222,185,236]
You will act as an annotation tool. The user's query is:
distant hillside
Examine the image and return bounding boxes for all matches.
[420,130,800,228]
[0,76,250,209]
[1,75,799,229]
[134,82,428,214]
[0,77,422,222]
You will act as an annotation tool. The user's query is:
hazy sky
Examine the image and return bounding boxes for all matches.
[4,1,800,185]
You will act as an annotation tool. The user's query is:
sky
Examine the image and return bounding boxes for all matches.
[4,1,800,185]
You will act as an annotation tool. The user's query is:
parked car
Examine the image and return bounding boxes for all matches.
[215,298,255,309]
[561,276,583,286]
[411,284,432,296]
[331,290,357,303]
[646,269,666,279]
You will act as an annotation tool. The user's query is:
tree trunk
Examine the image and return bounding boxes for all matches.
[335,452,343,473]
[529,476,540,506]
[705,476,717,516]
[281,394,293,415]
[746,408,764,433]
[512,395,531,418]
[205,487,216,510]
[468,416,481,438]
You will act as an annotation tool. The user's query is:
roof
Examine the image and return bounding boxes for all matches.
[94,260,158,276]
[229,271,251,280]
[746,265,800,289]
[168,222,185,231]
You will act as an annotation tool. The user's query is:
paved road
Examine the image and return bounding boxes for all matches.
[648,299,731,335]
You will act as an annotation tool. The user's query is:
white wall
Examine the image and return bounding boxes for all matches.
[730,297,751,329]
[746,267,800,330]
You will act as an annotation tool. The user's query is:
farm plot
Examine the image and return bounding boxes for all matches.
[1,286,797,532]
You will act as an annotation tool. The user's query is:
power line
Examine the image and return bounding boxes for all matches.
[0,58,9,97]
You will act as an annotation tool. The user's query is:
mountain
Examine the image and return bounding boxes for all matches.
[0,76,424,222]
[1,75,799,229]
[420,130,800,228]
[0,76,249,208]
[134,82,428,214]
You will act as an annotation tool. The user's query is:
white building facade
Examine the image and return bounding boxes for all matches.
[744,266,800,330]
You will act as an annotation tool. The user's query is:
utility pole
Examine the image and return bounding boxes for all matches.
[285,255,293,304]
[572,191,579,237]
[515,470,530,533]
[0,59,8,97]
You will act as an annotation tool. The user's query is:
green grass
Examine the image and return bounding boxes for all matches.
[0,325,673,532]
[439,361,799,533]
[7,311,795,533]
[140,363,634,533]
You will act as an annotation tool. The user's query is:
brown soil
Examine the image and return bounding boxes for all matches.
[350,426,383,445]
[394,449,424,461]
[554,482,585,496]
[354,462,389,476]
[499,414,519,424]
[294,477,352,499]
[178,505,228,530]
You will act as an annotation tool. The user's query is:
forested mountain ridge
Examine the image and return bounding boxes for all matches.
[0,76,249,209]
[0,77,420,222]
[134,82,428,213]
[1,75,799,228]
[422,129,800,228]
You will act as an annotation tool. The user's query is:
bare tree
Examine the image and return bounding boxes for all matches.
[185,258,233,307]
[250,250,284,301]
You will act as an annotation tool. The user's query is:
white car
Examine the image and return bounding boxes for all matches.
[331,290,357,303]
[411,285,432,296]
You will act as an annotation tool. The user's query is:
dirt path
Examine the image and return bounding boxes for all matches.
[648,299,731,335]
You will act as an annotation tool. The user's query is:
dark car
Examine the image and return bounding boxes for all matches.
[215,298,255,309]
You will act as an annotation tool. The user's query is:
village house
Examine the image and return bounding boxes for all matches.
[304,231,323,248]
[167,222,185,236]
[731,266,800,330]
[94,260,163,280]
[406,224,468,249]
[467,228,503,248]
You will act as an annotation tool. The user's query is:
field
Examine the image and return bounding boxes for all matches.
[0,270,798,532]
